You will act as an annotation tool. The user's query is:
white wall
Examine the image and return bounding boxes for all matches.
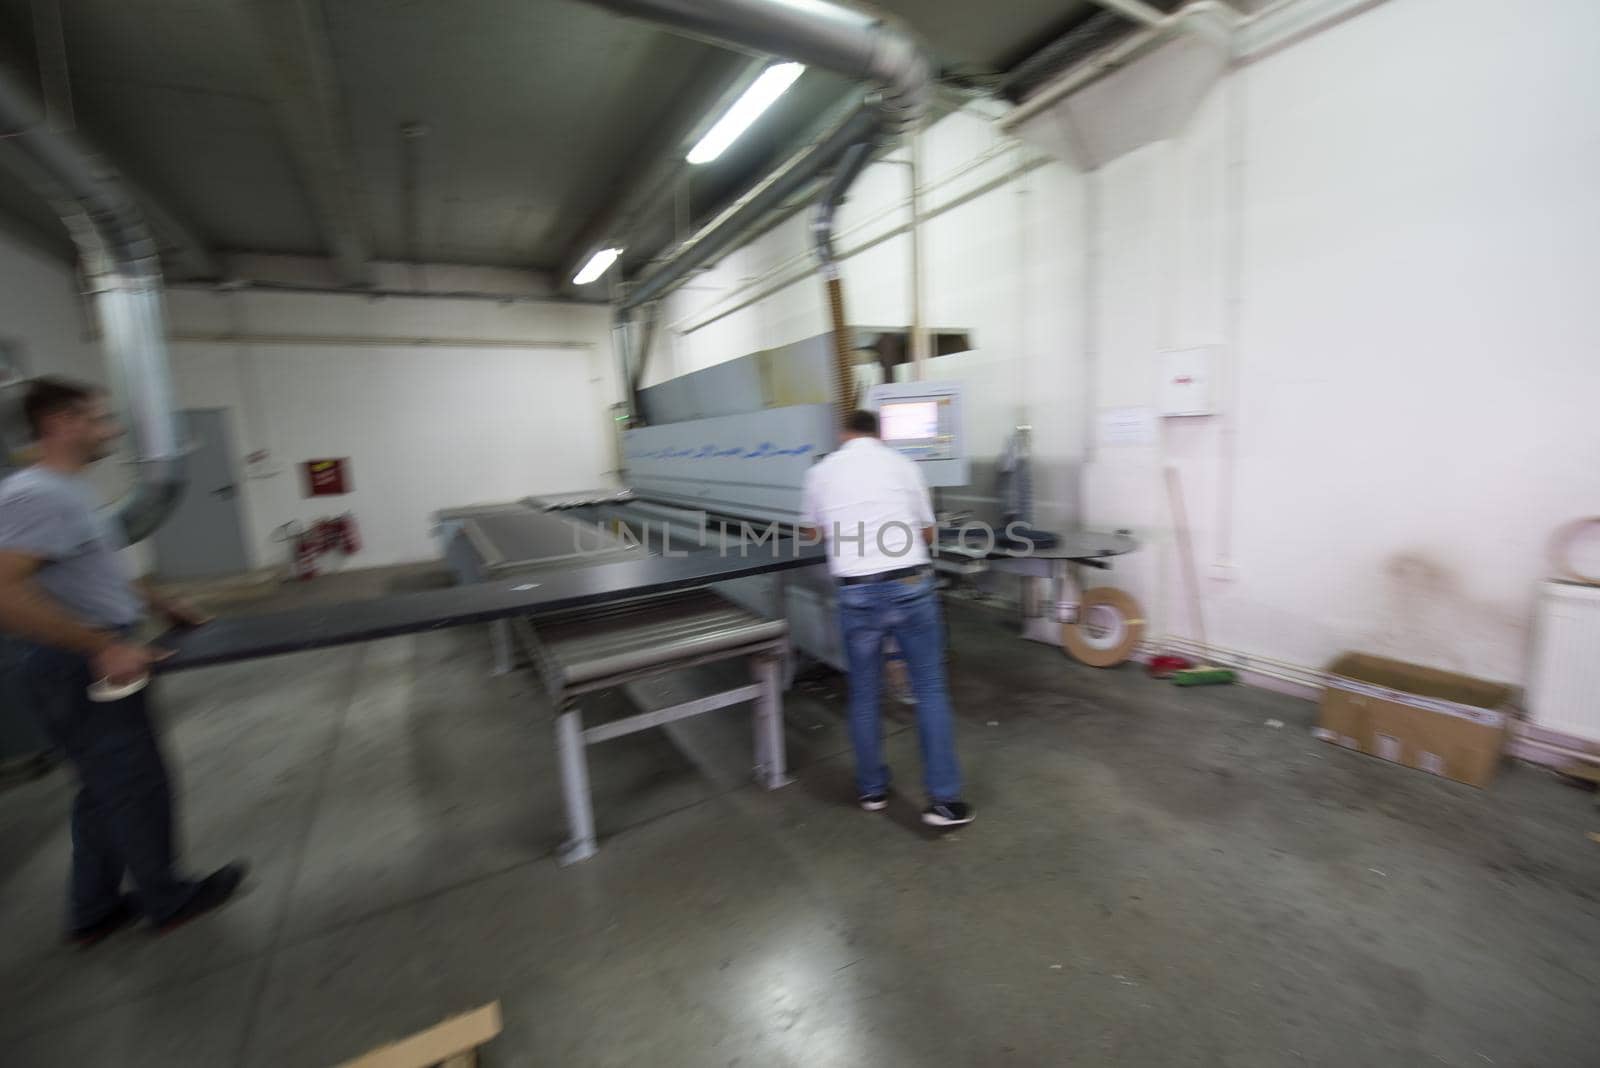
[637,0,1600,687]
[1086,0,1600,685]
[0,242,618,572]
[0,241,97,384]
[1236,0,1600,682]
[163,287,616,569]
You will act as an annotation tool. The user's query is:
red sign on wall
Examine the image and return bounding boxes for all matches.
[302,458,351,497]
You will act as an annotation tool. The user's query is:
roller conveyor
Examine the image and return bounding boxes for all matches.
[454,509,643,579]
[528,488,636,510]
[518,591,787,698]
[512,589,790,864]
[437,506,655,673]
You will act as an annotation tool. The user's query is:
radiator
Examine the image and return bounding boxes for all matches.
[1526,580,1600,745]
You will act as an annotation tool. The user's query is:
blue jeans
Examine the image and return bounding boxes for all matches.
[18,642,197,929]
[837,574,963,802]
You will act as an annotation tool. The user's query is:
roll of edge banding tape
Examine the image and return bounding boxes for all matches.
[1061,587,1146,668]
[88,675,150,703]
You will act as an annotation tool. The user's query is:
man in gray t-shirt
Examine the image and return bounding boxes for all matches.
[0,377,245,943]
[0,465,145,629]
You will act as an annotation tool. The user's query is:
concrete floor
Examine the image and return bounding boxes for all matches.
[1,565,1597,1067]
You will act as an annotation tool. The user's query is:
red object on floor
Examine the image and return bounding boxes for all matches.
[335,512,361,555]
[1148,654,1194,679]
[311,518,338,554]
[292,532,319,581]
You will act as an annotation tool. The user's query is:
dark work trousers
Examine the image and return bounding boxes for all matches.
[19,641,196,929]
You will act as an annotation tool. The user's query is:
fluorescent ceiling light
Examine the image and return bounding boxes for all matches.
[573,247,622,286]
[686,62,805,166]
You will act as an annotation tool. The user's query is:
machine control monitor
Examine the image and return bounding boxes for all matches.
[866,381,967,487]
[880,399,940,445]
[879,399,955,460]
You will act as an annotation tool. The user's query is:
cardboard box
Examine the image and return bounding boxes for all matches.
[1315,652,1514,788]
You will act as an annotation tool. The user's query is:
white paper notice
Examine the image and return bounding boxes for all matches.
[1098,406,1158,447]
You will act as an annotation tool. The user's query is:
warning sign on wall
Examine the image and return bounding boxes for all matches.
[302,459,351,497]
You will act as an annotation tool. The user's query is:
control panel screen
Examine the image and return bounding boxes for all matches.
[880,400,940,443]
[867,381,964,485]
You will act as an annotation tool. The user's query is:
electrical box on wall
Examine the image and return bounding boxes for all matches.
[1158,347,1215,417]
[302,458,351,497]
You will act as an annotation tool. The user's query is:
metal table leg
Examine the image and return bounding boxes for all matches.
[555,707,598,865]
[490,618,515,676]
[750,653,792,789]
[771,570,798,689]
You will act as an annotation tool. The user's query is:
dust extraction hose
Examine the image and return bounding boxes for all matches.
[823,275,855,427]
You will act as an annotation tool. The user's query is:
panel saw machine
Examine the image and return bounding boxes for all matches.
[436,332,1143,680]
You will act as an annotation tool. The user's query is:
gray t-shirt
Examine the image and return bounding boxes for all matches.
[0,466,143,628]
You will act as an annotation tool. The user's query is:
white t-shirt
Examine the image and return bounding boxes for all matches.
[800,437,935,579]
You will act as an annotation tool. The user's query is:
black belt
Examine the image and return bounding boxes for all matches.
[837,565,930,587]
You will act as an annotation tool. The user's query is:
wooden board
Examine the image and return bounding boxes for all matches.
[336,1002,502,1068]
[1561,762,1600,785]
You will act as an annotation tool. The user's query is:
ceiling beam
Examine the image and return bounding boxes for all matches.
[557,52,759,297]
[246,0,373,287]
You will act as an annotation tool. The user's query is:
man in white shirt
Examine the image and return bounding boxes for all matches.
[800,410,972,827]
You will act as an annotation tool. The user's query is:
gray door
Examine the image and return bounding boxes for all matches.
[151,408,251,580]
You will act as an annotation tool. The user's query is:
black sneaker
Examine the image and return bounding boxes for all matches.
[922,801,974,827]
[858,793,889,812]
[156,862,248,934]
[68,895,140,948]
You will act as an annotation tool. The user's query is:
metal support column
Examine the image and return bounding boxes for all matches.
[1012,558,1085,646]
[555,708,598,865]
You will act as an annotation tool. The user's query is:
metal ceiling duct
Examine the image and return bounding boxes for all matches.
[579,0,930,142]
[810,139,876,282]
[812,138,876,423]
[0,67,187,544]
[620,100,883,314]
[594,0,931,314]
[578,0,933,422]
